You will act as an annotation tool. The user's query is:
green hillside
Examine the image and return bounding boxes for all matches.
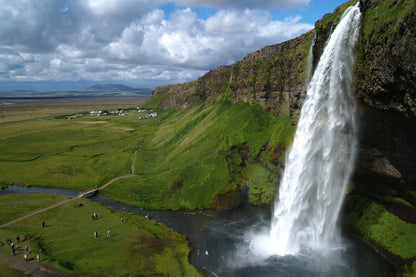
[103,99,295,210]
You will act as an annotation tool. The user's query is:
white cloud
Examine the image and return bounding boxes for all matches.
[173,0,312,9]
[0,0,313,87]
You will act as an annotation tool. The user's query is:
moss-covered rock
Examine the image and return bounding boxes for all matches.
[344,194,416,276]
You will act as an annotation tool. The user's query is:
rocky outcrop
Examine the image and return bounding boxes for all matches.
[152,80,202,110]
[153,30,315,119]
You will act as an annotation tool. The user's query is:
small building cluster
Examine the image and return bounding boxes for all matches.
[89,110,102,117]
[138,108,158,119]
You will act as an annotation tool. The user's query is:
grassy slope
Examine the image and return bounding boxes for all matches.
[0,193,69,225]
[0,194,200,277]
[103,100,294,210]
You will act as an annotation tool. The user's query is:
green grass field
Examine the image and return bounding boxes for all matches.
[0,193,200,276]
[0,111,145,190]
[0,97,294,209]
[0,193,70,225]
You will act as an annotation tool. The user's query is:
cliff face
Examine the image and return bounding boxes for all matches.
[353,0,416,206]
[153,30,315,118]
[153,0,416,203]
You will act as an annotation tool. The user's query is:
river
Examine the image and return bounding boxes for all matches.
[0,186,396,276]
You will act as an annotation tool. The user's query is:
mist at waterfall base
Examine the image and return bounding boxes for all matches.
[222,3,367,275]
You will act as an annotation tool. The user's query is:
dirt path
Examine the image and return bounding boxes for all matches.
[130,136,147,175]
[0,253,70,277]
[0,174,135,228]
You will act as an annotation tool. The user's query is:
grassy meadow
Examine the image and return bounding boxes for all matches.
[0,96,295,209]
[0,193,69,225]
[0,193,200,276]
[0,103,148,190]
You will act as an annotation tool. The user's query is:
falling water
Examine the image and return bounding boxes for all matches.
[268,3,361,255]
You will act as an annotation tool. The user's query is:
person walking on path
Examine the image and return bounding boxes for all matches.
[94,231,97,238]
[107,230,110,237]
[24,253,28,262]
[37,254,40,262]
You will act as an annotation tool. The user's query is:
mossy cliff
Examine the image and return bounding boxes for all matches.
[148,0,416,274]
[348,0,416,275]
[153,29,315,118]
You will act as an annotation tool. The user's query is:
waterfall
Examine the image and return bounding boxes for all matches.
[268,3,361,255]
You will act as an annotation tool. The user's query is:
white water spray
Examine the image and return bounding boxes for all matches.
[267,3,362,256]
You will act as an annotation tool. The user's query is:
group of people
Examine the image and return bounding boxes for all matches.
[8,236,41,262]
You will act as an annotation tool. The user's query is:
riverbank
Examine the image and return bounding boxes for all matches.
[0,193,200,276]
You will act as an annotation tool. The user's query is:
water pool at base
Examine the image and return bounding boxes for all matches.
[92,196,395,277]
[0,187,396,276]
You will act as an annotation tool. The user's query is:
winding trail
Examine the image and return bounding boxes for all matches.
[0,174,135,228]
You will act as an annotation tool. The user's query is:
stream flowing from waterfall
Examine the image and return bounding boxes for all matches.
[256,3,362,257]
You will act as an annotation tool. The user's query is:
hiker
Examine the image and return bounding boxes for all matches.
[121,217,124,224]
[94,231,97,238]
[24,253,27,262]
[41,221,45,228]
[37,254,40,262]
[107,230,110,237]
[25,246,28,252]
[11,243,15,256]
[16,235,20,242]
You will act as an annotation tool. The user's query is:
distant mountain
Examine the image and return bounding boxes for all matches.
[0,84,152,98]
[85,84,137,91]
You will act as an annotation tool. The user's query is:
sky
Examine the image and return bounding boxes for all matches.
[0,0,347,92]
